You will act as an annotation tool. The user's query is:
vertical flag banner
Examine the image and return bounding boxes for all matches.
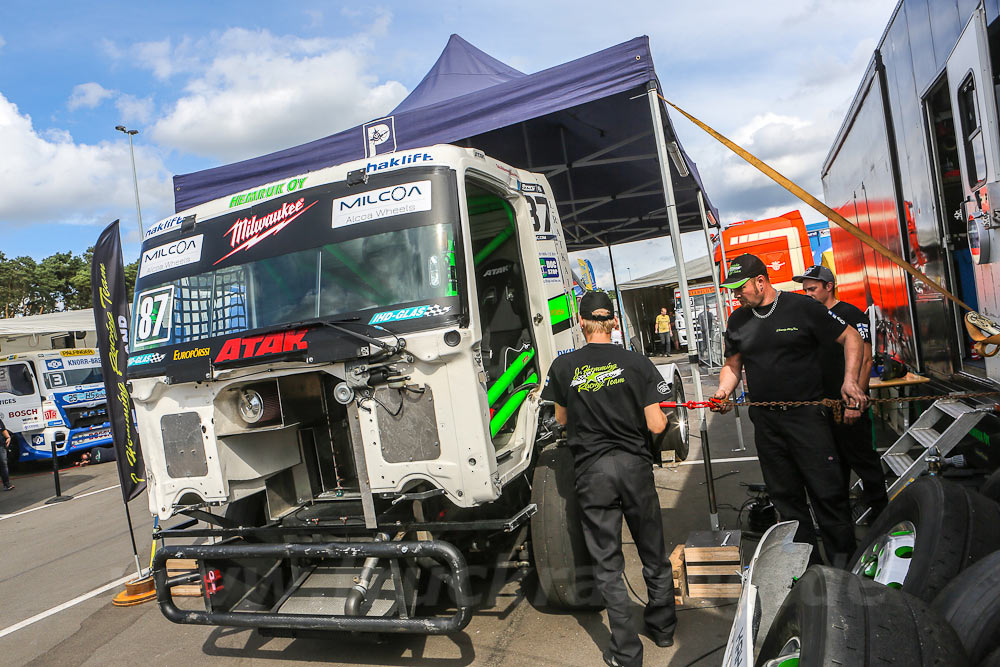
[577,258,596,290]
[92,220,146,502]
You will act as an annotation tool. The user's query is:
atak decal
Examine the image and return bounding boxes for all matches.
[215,330,308,363]
[215,198,318,265]
[139,235,204,278]
[172,346,210,361]
[365,152,433,174]
[363,116,396,157]
[333,181,431,228]
[228,177,307,209]
[127,352,166,367]
[45,358,64,371]
[368,304,452,325]
[482,265,510,277]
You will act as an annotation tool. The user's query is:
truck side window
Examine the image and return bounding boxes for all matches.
[957,74,988,189]
[0,363,35,396]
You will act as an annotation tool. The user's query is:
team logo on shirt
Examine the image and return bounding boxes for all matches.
[570,363,624,392]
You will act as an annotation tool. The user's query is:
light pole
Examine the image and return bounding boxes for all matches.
[115,125,144,239]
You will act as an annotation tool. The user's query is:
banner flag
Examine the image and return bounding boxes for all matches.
[91,220,146,502]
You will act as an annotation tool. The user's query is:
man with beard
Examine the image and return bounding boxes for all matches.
[711,254,867,566]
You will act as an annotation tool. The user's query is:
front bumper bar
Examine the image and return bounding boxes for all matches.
[152,539,473,635]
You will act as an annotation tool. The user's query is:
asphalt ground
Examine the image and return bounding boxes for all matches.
[0,356,763,666]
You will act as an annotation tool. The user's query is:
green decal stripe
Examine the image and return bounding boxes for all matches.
[548,293,572,325]
[487,348,535,406]
[490,372,539,437]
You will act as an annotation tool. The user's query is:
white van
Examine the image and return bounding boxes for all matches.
[0,349,112,463]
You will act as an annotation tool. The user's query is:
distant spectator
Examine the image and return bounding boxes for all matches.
[654,307,672,354]
[76,446,117,466]
[0,418,12,491]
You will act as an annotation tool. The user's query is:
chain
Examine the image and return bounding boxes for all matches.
[663,391,1000,424]
[751,290,780,319]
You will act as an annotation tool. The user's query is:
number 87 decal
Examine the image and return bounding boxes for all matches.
[134,285,174,347]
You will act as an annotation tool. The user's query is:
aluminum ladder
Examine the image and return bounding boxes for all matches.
[854,399,989,524]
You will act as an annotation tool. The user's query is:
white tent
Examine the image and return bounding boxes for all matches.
[619,255,715,291]
[0,310,95,335]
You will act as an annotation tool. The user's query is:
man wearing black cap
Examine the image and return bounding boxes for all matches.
[794,265,887,519]
[711,254,867,566]
[543,290,676,667]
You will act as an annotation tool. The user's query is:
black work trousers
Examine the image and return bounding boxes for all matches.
[749,405,856,566]
[0,443,9,488]
[575,449,676,667]
[831,410,888,518]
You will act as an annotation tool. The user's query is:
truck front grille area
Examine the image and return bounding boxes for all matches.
[64,405,109,429]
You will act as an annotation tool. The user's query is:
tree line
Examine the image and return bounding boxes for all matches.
[0,248,138,318]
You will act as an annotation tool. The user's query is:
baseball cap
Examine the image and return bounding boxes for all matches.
[721,254,768,289]
[579,291,615,321]
[793,265,836,284]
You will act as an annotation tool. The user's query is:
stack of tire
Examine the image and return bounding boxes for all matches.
[757,474,1000,666]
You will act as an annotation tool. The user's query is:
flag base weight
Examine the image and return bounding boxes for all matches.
[112,575,156,607]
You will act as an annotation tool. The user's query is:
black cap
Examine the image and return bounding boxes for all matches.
[579,291,615,321]
[721,253,768,289]
[793,265,836,284]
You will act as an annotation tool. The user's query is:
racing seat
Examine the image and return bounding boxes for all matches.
[476,258,532,391]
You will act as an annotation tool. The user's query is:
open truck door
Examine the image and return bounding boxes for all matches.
[945,7,1000,376]
[0,361,43,435]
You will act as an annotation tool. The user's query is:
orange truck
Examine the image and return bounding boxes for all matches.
[712,210,816,315]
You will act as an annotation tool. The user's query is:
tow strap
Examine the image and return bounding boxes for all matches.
[660,95,1000,358]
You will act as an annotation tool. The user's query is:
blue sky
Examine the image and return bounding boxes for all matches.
[0,0,897,287]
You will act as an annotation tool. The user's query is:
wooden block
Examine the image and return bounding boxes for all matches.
[166,558,198,574]
[685,564,742,576]
[686,583,742,599]
[683,546,740,563]
[668,543,686,606]
[169,584,203,597]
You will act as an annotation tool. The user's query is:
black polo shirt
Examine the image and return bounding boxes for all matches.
[542,343,670,474]
[820,300,871,399]
[723,291,847,402]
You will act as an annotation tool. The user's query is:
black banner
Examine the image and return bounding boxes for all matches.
[92,220,146,502]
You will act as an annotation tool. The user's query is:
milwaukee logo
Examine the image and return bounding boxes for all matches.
[214,330,308,363]
[215,198,318,265]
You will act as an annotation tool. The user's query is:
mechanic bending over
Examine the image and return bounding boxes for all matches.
[543,290,675,667]
[795,264,888,520]
[710,254,867,567]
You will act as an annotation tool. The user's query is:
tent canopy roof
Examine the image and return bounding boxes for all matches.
[619,255,715,291]
[0,309,95,335]
[173,35,718,252]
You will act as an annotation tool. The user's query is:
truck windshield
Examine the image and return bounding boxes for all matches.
[132,222,459,352]
[44,366,103,390]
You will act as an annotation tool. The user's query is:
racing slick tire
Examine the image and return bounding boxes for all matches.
[651,371,689,462]
[756,566,969,667]
[530,445,603,610]
[979,467,1000,504]
[849,476,1000,602]
[932,549,1000,663]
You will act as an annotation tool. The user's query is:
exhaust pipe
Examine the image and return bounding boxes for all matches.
[344,533,389,616]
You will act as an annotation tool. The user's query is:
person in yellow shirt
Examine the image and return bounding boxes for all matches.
[654,307,672,355]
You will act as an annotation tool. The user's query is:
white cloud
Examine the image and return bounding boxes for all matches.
[115,93,154,123]
[67,82,114,111]
[0,35,6,51]
[143,26,407,162]
[0,93,173,233]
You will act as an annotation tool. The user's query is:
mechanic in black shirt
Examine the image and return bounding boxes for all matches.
[543,290,675,667]
[795,264,888,519]
[711,254,867,566]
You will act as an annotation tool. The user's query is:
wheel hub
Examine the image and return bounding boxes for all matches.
[761,636,800,667]
[851,520,916,588]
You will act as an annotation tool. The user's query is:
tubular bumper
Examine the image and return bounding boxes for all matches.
[152,539,473,635]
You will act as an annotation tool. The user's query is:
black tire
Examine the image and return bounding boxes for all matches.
[980,468,1000,504]
[850,476,1000,602]
[983,647,1000,667]
[932,549,1000,663]
[756,566,969,667]
[530,446,602,610]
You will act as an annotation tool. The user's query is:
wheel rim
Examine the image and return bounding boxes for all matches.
[673,379,688,444]
[761,636,800,667]
[851,520,916,588]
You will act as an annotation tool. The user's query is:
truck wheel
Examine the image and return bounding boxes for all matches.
[979,468,1000,504]
[664,371,689,461]
[756,566,969,667]
[932,549,1000,663]
[530,446,602,610]
[849,476,1000,602]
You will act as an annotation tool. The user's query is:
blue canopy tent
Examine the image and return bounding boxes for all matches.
[172,36,725,527]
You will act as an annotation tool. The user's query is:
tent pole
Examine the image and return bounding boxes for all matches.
[606,243,630,348]
[647,85,718,531]
[699,193,747,453]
